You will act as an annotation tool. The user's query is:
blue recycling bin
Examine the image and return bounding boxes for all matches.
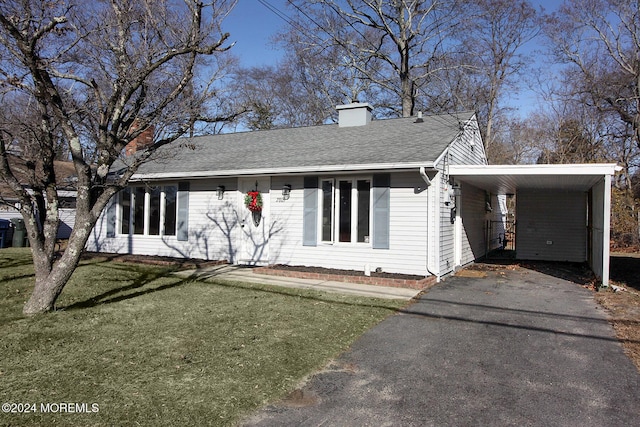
[0,219,9,248]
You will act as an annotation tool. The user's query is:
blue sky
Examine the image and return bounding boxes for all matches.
[225,0,561,68]
[224,1,288,67]
[224,0,563,115]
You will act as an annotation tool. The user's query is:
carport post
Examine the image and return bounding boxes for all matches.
[601,173,611,287]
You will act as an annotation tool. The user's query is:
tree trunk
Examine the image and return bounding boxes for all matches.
[23,276,67,314]
[22,210,97,315]
[22,245,84,315]
[399,43,413,118]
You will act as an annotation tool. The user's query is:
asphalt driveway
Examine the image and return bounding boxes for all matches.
[243,265,640,427]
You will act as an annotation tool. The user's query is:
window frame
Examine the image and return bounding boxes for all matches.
[320,179,335,243]
[319,176,372,245]
[118,185,178,237]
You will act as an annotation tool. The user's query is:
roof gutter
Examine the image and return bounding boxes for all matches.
[129,162,436,182]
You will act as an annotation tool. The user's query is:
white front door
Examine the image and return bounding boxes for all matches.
[238,177,270,264]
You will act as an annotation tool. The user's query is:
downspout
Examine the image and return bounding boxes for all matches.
[419,166,431,188]
[420,167,440,281]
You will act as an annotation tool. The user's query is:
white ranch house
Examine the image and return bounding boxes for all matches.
[87,103,618,286]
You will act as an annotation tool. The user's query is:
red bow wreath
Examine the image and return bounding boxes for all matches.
[244,191,263,212]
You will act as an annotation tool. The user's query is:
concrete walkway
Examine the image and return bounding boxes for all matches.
[175,264,421,300]
[242,265,640,427]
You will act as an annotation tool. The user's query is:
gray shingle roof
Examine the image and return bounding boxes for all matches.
[132,111,474,178]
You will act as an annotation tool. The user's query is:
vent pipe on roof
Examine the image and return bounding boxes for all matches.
[336,102,372,127]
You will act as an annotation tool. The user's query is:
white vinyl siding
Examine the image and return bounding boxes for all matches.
[436,116,488,275]
[57,208,76,239]
[1,201,76,240]
[439,171,454,275]
[270,172,429,276]
[87,179,238,260]
[516,190,587,262]
[459,182,488,264]
[88,173,429,275]
[446,119,487,166]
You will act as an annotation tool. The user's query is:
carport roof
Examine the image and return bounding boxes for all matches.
[448,163,620,194]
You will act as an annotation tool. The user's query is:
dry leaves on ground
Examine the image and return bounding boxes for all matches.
[595,287,640,372]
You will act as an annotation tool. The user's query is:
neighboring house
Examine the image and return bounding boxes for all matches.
[0,155,77,242]
[87,103,618,286]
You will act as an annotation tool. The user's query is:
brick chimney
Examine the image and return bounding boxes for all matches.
[336,102,372,127]
[124,122,154,156]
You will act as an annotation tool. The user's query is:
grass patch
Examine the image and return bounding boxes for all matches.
[0,248,406,426]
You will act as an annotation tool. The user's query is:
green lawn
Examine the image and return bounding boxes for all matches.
[0,248,406,426]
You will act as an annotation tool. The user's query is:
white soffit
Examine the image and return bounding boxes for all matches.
[448,164,620,194]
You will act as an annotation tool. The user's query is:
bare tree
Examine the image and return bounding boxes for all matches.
[542,0,640,247]
[535,117,602,164]
[544,0,640,152]
[0,0,238,314]
[457,0,540,152]
[488,115,541,164]
[281,0,461,118]
[259,3,387,120]
[234,62,335,130]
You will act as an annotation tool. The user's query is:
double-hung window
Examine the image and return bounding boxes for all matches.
[321,178,371,243]
[119,185,177,236]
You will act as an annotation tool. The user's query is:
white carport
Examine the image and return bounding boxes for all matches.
[449,163,620,287]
